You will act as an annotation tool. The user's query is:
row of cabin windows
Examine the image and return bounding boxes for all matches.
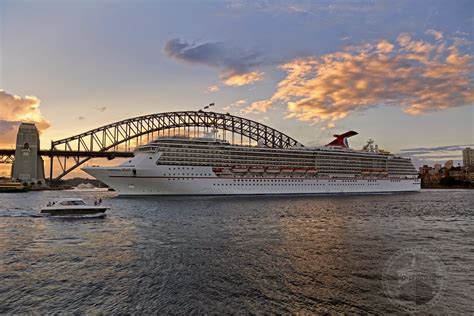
[158,149,394,162]
[164,178,399,185]
[159,143,391,158]
[158,157,393,167]
[204,183,382,186]
[157,161,395,171]
[159,155,315,163]
[159,151,390,163]
[156,143,410,165]
[159,172,411,179]
[164,166,211,177]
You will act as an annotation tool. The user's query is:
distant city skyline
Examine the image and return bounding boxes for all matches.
[1,0,473,176]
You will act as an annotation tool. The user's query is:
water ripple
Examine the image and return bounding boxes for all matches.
[0,190,473,313]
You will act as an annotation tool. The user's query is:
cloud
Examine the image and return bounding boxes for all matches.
[243,33,474,126]
[241,100,273,114]
[0,90,50,146]
[397,33,434,55]
[233,99,247,106]
[0,120,19,147]
[78,116,85,120]
[376,40,394,53]
[95,106,107,112]
[223,99,247,111]
[206,85,220,93]
[426,29,443,41]
[401,144,474,152]
[398,144,473,167]
[164,38,265,86]
[222,71,264,86]
[226,1,378,15]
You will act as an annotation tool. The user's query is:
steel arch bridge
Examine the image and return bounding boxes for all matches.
[49,111,303,182]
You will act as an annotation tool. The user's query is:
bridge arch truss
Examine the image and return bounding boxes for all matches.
[50,111,303,182]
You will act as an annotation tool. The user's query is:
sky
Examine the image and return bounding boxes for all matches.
[0,0,473,177]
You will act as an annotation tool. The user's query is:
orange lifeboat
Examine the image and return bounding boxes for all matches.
[266,167,280,174]
[293,168,307,174]
[307,167,318,174]
[232,166,248,173]
[361,169,371,176]
[249,166,265,173]
[281,167,294,173]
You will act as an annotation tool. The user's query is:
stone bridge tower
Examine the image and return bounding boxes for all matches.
[11,123,46,185]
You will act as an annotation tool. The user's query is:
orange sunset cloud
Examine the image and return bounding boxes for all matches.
[244,32,474,126]
[0,90,50,146]
[222,71,264,86]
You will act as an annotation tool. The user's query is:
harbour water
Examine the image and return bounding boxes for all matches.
[0,190,472,313]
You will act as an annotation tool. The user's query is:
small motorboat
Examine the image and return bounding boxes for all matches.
[41,198,108,217]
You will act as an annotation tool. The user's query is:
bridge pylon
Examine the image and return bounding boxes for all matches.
[11,123,46,185]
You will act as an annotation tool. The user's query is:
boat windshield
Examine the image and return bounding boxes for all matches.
[60,200,86,205]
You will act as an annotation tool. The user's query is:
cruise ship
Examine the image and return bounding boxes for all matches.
[82,129,420,196]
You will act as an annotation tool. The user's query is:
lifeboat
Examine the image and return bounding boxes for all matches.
[293,168,307,174]
[281,167,294,173]
[212,167,224,174]
[266,167,280,174]
[249,166,265,173]
[232,166,248,173]
[306,167,318,174]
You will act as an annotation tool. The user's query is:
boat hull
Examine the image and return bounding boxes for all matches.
[83,165,421,196]
[41,207,108,215]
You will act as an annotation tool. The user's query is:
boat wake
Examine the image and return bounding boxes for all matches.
[0,209,107,219]
[0,208,39,218]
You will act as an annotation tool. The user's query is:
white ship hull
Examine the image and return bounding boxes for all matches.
[83,165,421,196]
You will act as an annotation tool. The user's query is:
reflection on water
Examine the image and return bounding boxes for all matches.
[0,190,473,313]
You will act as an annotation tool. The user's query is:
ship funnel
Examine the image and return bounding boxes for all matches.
[325,131,358,148]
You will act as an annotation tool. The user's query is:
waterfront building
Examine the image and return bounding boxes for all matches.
[463,148,474,170]
[445,160,454,170]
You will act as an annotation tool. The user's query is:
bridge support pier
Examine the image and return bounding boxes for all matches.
[11,123,46,186]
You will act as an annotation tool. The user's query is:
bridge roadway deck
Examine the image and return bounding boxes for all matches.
[0,149,133,158]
